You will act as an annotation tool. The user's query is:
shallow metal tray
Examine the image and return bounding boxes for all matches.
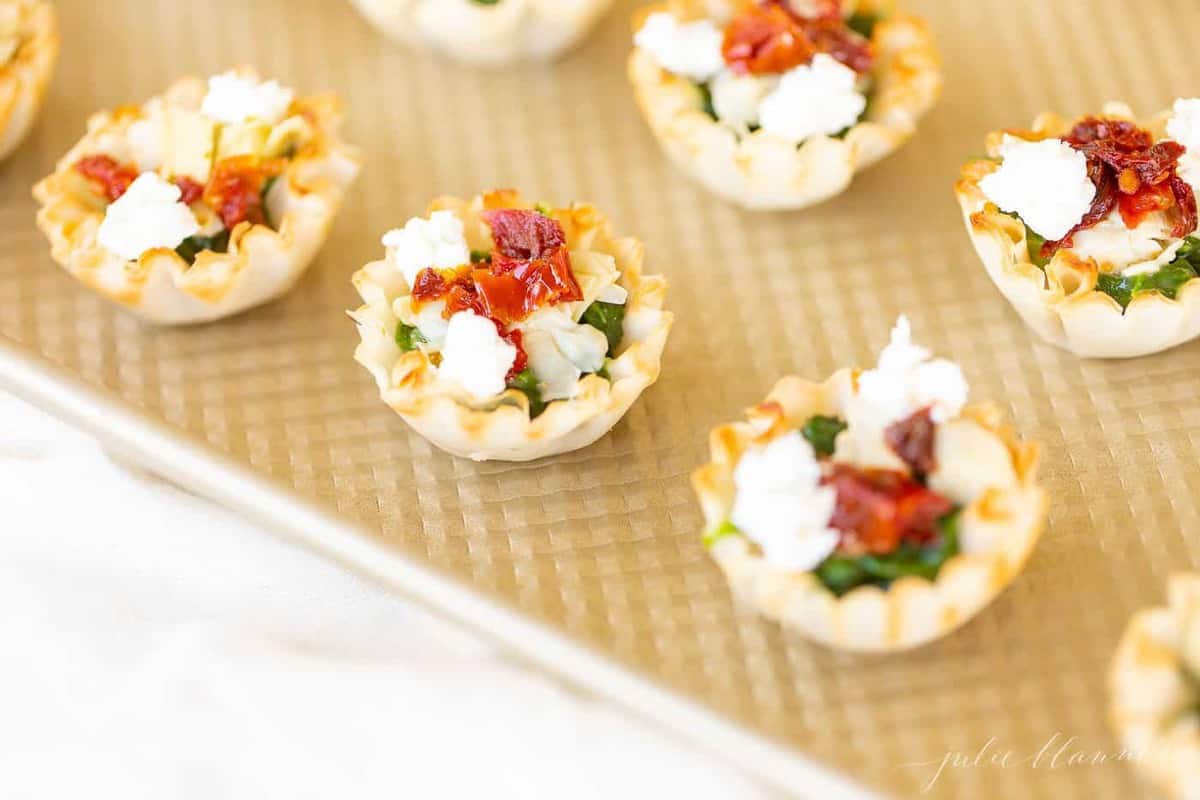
[5,0,1198,796]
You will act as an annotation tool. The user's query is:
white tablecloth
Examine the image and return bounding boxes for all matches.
[0,391,769,799]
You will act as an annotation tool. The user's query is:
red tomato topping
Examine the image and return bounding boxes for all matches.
[174,176,205,206]
[412,209,582,328]
[410,267,529,379]
[823,465,954,556]
[502,326,529,380]
[74,155,140,202]
[1043,118,1198,257]
[482,208,566,262]
[202,155,286,230]
[884,407,938,475]
[722,0,872,76]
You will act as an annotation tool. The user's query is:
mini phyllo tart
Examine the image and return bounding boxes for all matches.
[628,0,941,210]
[956,101,1200,358]
[1110,574,1200,799]
[351,190,673,462]
[349,0,614,65]
[692,317,1045,652]
[0,1,56,161]
[33,69,361,325]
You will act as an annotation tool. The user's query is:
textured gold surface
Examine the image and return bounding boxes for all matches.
[3,0,1199,796]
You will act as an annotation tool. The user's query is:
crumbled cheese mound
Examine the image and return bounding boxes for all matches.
[519,308,609,401]
[758,55,866,144]
[438,311,517,402]
[979,135,1096,241]
[96,173,200,261]
[730,432,840,571]
[634,12,725,83]
[201,71,295,125]
[1168,97,1200,197]
[856,316,968,426]
[1072,213,1173,273]
[382,211,471,287]
[710,72,777,129]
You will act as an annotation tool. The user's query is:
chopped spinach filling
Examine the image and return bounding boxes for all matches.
[697,82,718,121]
[261,175,279,230]
[507,367,547,418]
[703,512,962,596]
[846,12,879,39]
[581,300,626,357]
[815,510,962,596]
[1096,237,1200,309]
[175,229,231,265]
[801,415,847,458]
[703,520,741,549]
[395,322,427,352]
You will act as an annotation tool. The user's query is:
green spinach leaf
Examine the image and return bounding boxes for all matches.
[581,301,626,357]
[801,415,847,458]
[395,323,427,352]
[175,229,232,266]
[507,368,547,418]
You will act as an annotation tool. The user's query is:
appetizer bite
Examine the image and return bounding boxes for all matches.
[628,0,941,210]
[33,68,361,325]
[957,101,1200,358]
[0,0,56,161]
[350,190,673,462]
[1110,574,1200,800]
[349,0,615,65]
[692,317,1045,652]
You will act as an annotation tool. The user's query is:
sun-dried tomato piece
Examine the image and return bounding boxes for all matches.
[884,407,938,475]
[823,465,955,556]
[722,0,872,76]
[74,155,140,202]
[723,3,814,75]
[174,176,205,206]
[202,155,286,230]
[481,209,566,262]
[1044,117,1198,256]
[501,325,528,380]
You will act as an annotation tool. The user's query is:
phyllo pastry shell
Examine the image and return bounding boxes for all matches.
[350,190,673,462]
[1109,574,1200,800]
[628,0,942,210]
[33,69,361,325]
[349,0,615,65]
[692,317,1045,652]
[956,101,1200,358]
[0,0,55,161]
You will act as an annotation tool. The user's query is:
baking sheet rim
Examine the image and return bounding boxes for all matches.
[0,334,879,800]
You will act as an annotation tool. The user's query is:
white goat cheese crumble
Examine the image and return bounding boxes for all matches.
[201,71,295,125]
[519,308,609,401]
[710,72,776,129]
[97,173,200,261]
[979,135,1096,242]
[634,12,725,83]
[855,316,968,427]
[382,211,471,288]
[730,432,840,571]
[1168,97,1200,197]
[1071,213,1172,272]
[437,311,516,402]
[758,55,866,144]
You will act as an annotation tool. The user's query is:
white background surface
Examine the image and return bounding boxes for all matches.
[0,390,771,799]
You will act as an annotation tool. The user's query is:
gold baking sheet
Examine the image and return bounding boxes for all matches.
[3,0,1197,796]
